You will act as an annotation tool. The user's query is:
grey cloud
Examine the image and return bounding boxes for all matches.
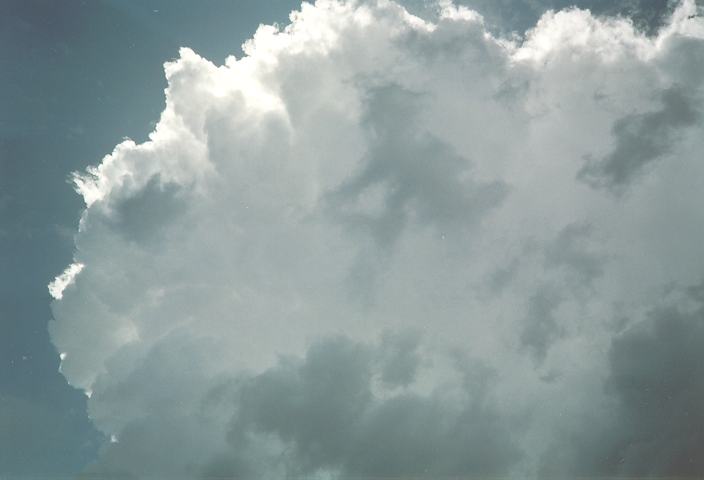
[82,416,195,479]
[539,284,704,476]
[109,175,189,246]
[500,224,605,362]
[491,224,604,296]
[604,298,704,475]
[212,335,521,479]
[578,86,701,191]
[76,332,235,479]
[543,223,604,287]
[327,85,507,247]
[520,288,563,362]
[487,241,538,294]
[658,36,704,90]
[377,329,422,387]
[488,256,523,293]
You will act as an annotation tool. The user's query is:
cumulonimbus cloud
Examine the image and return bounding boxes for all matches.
[48,0,704,477]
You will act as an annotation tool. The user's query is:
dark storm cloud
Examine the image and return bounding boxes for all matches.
[207,335,521,479]
[578,86,701,191]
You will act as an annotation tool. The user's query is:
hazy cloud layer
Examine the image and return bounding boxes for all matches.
[48,0,704,477]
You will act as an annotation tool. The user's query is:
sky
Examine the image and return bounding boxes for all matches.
[1,0,703,478]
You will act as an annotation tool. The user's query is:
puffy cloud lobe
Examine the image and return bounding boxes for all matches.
[48,0,704,477]
[209,335,520,478]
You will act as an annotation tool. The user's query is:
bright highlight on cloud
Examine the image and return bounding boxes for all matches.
[49,0,704,477]
[48,262,84,300]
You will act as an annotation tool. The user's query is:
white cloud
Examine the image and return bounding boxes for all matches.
[49,0,704,477]
[48,262,84,300]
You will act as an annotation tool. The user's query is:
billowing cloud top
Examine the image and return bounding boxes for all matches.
[49,0,704,478]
